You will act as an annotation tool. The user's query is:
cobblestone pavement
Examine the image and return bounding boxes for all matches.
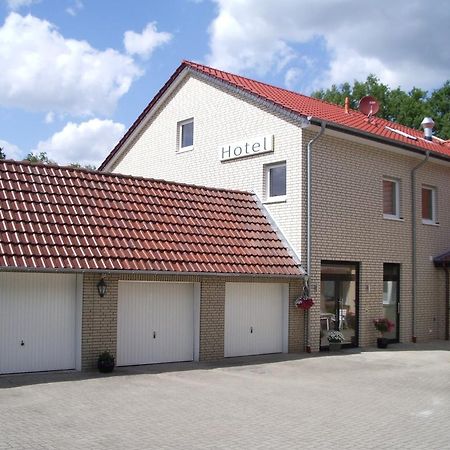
[0,342,449,449]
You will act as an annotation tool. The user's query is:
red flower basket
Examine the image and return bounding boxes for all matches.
[295,297,314,310]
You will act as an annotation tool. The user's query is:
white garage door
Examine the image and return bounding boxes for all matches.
[0,272,77,374]
[225,282,288,357]
[117,281,195,366]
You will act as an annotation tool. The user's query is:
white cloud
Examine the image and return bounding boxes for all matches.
[206,0,450,92]
[124,22,172,60]
[0,13,142,116]
[33,119,126,166]
[5,0,39,10]
[284,67,302,91]
[66,0,83,17]
[0,139,23,160]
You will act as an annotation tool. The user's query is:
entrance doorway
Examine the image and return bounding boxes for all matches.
[320,262,359,348]
[383,263,400,342]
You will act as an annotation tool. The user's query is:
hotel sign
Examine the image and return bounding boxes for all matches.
[220,135,274,162]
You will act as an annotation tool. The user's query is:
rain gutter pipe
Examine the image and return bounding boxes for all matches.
[445,265,449,341]
[305,121,326,351]
[411,151,429,343]
[307,121,326,280]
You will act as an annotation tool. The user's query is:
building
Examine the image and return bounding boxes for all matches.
[100,60,450,351]
[0,160,303,374]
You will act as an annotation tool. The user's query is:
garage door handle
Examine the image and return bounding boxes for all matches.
[250,327,253,334]
[153,331,156,339]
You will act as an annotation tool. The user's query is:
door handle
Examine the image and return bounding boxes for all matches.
[250,326,253,334]
[153,331,156,339]
[20,339,25,347]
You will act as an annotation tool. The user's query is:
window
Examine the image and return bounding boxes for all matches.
[422,186,437,224]
[265,162,286,201]
[383,178,400,219]
[178,119,194,152]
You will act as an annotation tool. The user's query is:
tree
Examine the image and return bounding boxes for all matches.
[0,147,5,160]
[24,151,56,165]
[312,76,450,140]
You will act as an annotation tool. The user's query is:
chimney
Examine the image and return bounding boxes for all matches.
[421,117,435,141]
[344,97,349,114]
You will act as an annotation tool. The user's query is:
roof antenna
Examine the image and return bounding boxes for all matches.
[358,96,380,123]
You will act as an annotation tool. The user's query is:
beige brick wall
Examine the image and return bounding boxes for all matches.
[81,273,118,370]
[302,128,450,350]
[106,72,449,350]
[81,273,303,369]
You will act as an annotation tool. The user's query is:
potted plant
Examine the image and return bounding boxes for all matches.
[373,318,395,348]
[327,330,345,351]
[97,351,115,373]
[295,296,314,310]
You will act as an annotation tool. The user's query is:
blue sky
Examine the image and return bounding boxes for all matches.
[1,0,449,166]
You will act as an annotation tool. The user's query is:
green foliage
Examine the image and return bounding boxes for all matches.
[0,147,5,160]
[69,162,97,170]
[312,76,450,140]
[24,151,56,165]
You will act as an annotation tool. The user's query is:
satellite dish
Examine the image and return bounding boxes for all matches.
[358,96,380,119]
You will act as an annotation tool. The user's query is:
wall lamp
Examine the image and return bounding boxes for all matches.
[97,277,107,298]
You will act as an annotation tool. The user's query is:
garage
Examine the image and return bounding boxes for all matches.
[0,272,78,374]
[117,281,198,366]
[224,282,289,357]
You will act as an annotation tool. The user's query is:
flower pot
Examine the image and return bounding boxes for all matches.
[98,360,115,373]
[328,342,342,352]
[377,337,389,349]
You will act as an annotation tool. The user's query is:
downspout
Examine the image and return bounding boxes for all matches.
[411,151,429,343]
[305,121,326,351]
[445,264,449,341]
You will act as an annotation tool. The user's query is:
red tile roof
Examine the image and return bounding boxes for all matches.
[100,60,450,170]
[0,160,301,276]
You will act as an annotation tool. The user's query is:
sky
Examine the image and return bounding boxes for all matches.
[0,0,449,166]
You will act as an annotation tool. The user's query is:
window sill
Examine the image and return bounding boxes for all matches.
[177,146,194,154]
[264,196,287,205]
[422,220,440,226]
[383,215,404,222]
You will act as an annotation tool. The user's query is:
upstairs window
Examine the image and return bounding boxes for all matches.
[383,178,400,219]
[265,162,286,201]
[178,119,194,152]
[422,186,437,224]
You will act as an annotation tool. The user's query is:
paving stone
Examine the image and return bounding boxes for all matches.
[0,342,449,449]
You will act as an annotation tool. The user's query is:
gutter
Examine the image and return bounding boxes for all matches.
[306,122,326,279]
[0,266,301,279]
[411,151,429,342]
[445,265,449,341]
[311,120,450,164]
[305,121,326,352]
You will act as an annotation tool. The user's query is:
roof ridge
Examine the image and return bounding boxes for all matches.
[0,158,253,198]
[184,59,360,113]
[183,60,444,146]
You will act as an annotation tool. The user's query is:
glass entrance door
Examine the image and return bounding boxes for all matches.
[383,263,400,342]
[320,262,359,348]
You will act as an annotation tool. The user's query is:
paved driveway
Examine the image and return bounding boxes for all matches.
[1,342,449,449]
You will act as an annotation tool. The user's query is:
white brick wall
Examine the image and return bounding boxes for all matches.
[113,74,304,254]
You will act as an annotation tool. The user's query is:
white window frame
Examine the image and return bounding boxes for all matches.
[177,118,194,153]
[383,177,401,220]
[265,162,287,203]
[422,185,437,225]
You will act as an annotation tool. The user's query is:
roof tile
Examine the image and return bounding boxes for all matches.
[0,160,301,276]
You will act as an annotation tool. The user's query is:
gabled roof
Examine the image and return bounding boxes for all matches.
[100,60,450,170]
[0,160,301,277]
